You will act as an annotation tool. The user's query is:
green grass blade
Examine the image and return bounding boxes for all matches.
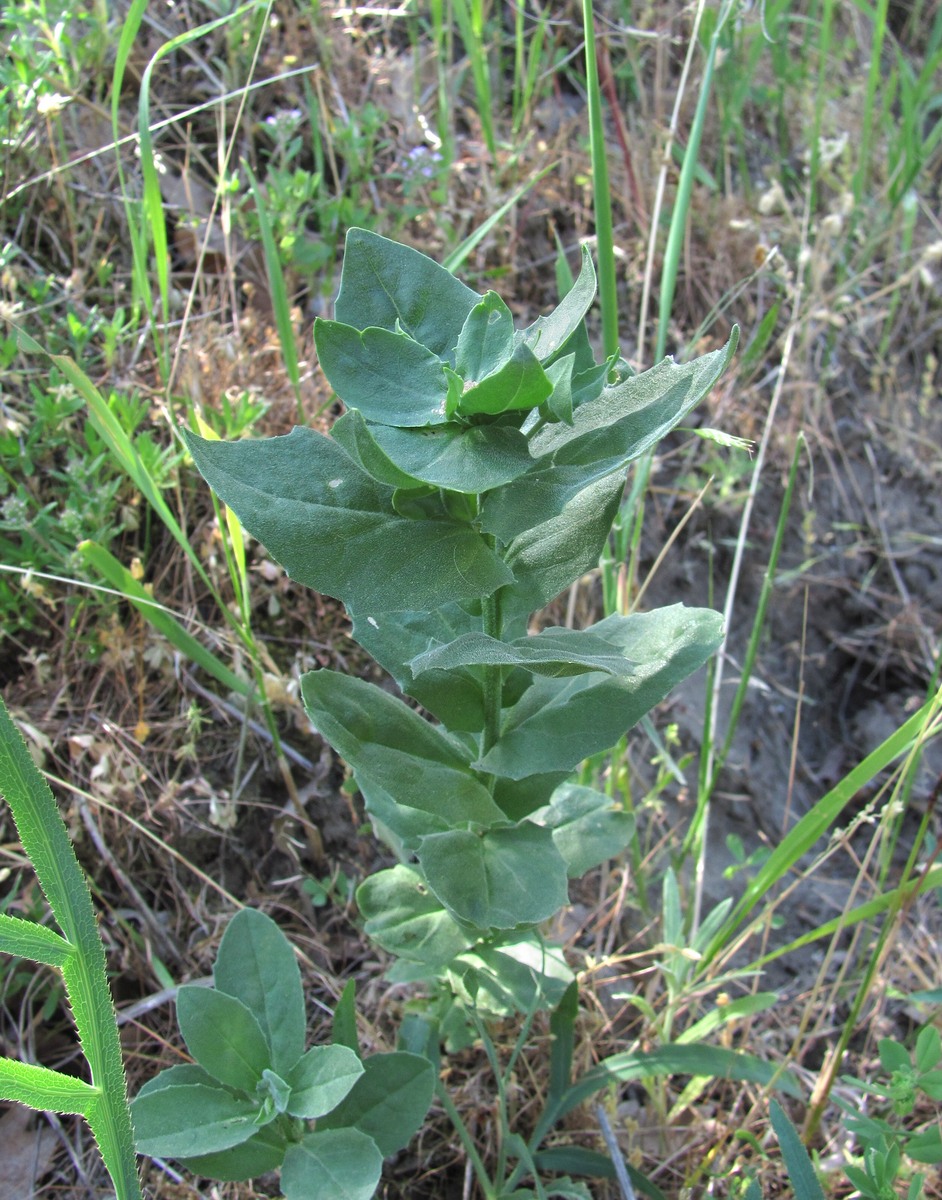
[770,1099,826,1200]
[111,0,152,334]
[704,685,942,964]
[452,0,496,158]
[243,159,304,421]
[442,166,555,274]
[11,325,221,598]
[655,2,730,361]
[0,696,141,1200]
[557,1043,802,1121]
[135,3,260,376]
[582,0,619,359]
[78,541,255,700]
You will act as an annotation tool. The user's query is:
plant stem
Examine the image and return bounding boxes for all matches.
[481,586,503,758]
[435,1078,497,1200]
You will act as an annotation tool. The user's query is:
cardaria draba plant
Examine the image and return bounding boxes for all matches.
[183,228,738,1020]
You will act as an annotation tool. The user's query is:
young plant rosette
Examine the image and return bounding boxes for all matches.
[183,229,737,1016]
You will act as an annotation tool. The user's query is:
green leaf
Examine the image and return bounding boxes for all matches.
[878,1037,911,1074]
[477,607,724,778]
[455,291,516,380]
[543,352,575,424]
[212,909,306,1077]
[176,985,271,1092]
[349,603,489,732]
[520,244,597,362]
[314,321,450,427]
[330,409,425,488]
[416,822,569,929]
[0,913,73,968]
[319,1052,434,1156]
[366,421,535,492]
[559,1045,802,1120]
[770,1100,826,1199]
[281,1127,383,1200]
[906,1127,942,1164]
[915,1026,941,1073]
[334,227,479,356]
[449,934,573,1016]
[357,864,474,965]
[0,1058,98,1115]
[500,472,627,617]
[456,340,552,417]
[493,770,572,822]
[534,783,635,878]
[300,671,505,846]
[285,1044,364,1119]
[410,626,639,679]
[132,1081,261,1158]
[177,1123,286,1182]
[529,332,738,467]
[332,980,360,1056]
[183,426,513,612]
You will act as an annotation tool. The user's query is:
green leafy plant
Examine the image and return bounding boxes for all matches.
[834,1027,942,1200]
[0,693,141,1200]
[176,228,750,1191]
[183,228,736,1008]
[131,908,434,1198]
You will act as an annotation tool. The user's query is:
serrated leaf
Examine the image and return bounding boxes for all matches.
[0,914,73,968]
[176,985,271,1092]
[334,227,479,356]
[319,1052,434,1157]
[410,626,638,679]
[0,1058,98,1115]
[300,670,505,846]
[559,1046,801,1121]
[183,426,513,612]
[770,1100,826,1199]
[477,607,724,779]
[534,783,635,877]
[357,864,474,966]
[131,1081,260,1158]
[285,1044,363,1119]
[417,822,569,930]
[314,320,449,427]
[281,1127,383,1200]
[520,244,597,362]
[212,909,305,1076]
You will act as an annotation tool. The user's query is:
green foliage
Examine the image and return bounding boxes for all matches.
[0,365,180,638]
[131,909,434,1196]
[835,1027,942,1199]
[0,694,141,1200]
[184,230,735,995]
[177,229,756,1192]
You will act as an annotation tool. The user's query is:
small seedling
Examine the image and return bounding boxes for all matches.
[131,908,434,1198]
